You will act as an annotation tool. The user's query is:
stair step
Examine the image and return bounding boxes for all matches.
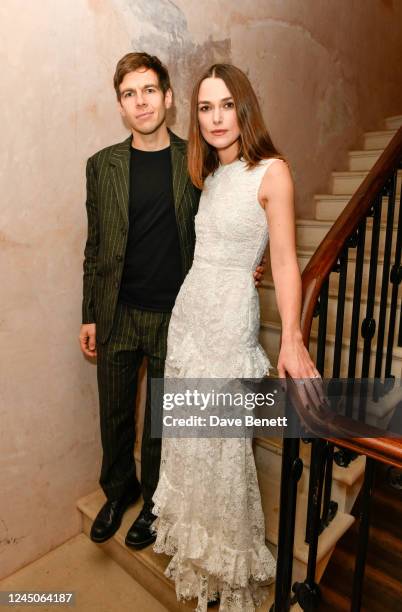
[315,194,352,220]
[348,149,383,171]
[256,439,365,492]
[314,192,400,222]
[385,115,402,130]
[259,320,402,378]
[77,490,275,611]
[295,218,399,254]
[292,243,383,272]
[255,438,364,518]
[0,533,168,612]
[331,169,402,194]
[302,449,365,515]
[331,170,367,194]
[363,129,397,150]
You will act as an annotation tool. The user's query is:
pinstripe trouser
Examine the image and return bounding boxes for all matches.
[96,300,170,504]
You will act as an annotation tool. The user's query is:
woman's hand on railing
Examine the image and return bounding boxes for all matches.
[277,333,325,410]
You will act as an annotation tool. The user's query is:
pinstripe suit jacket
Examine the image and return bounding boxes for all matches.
[82,130,200,344]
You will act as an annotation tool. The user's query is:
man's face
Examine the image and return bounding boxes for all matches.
[118,68,172,136]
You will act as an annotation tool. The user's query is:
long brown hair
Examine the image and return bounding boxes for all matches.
[188,64,286,188]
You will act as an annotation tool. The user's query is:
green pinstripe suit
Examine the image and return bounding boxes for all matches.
[82,130,200,502]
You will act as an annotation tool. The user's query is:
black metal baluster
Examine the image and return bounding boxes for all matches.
[374,178,396,378]
[332,249,358,470]
[292,439,327,610]
[348,220,367,379]
[305,448,314,544]
[316,279,329,374]
[345,221,366,421]
[321,444,338,528]
[385,168,402,375]
[305,283,329,543]
[357,198,383,422]
[360,197,382,379]
[314,279,338,529]
[271,434,303,612]
[315,279,338,529]
[333,248,349,378]
[350,458,376,612]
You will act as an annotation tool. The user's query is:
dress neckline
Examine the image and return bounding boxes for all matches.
[217,157,245,170]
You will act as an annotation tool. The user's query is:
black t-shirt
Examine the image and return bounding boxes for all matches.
[119,146,182,312]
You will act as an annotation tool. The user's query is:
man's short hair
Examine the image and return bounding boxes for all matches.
[113,52,171,100]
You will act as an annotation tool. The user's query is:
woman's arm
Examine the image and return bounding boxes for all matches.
[258,160,320,380]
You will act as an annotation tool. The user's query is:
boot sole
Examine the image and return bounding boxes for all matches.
[125,534,157,550]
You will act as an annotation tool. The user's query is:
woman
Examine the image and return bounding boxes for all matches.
[152,64,320,611]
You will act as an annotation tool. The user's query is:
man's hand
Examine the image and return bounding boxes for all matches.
[79,323,97,358]
[253,255,267,287]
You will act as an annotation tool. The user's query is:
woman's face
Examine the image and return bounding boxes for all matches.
[197,77,240,157]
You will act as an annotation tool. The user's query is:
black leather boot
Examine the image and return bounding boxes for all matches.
[125,502,157,549]
[90,485,141,543]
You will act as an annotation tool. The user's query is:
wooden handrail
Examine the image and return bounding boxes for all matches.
[300,126,402,467]
[301,126,402,345]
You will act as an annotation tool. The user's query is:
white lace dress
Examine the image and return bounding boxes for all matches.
[152,158,281,611]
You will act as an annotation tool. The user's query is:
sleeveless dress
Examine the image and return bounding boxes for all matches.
[152,158,281,611]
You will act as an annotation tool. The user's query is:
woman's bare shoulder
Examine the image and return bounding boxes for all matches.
[258,158,293,208]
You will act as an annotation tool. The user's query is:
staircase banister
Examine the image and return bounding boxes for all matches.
[273,124,402,611]
[283,378,402,468]
[325,435,402,469]
[299,126,402,467]
[301,126,402,347]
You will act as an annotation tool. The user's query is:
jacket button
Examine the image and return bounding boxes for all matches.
[116,254,123,262]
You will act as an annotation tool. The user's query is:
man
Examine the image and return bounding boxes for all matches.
[79,52,264,550]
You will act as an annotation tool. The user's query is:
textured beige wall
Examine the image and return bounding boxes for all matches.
[1,0,402,578]
[175,0,402,216]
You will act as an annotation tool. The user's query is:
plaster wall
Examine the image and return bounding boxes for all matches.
[1,0,401,578]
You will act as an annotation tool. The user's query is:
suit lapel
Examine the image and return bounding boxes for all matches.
[109,131,188,224]
[169,130,188,217]
[109,135,132,224]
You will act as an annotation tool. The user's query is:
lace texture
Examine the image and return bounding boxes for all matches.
[152,159,282,610]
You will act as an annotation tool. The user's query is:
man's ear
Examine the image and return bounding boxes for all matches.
[164,88,173,110]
